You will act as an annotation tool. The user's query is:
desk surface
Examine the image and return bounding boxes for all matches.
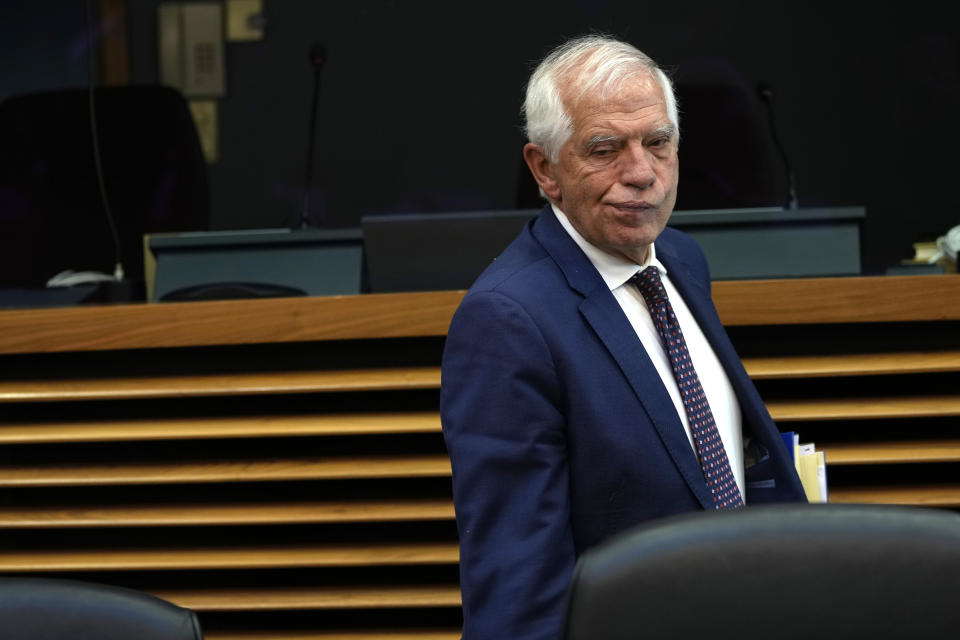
[0,275,958,355]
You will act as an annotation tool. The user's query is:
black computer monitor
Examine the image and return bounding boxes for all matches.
[361,209,539,293]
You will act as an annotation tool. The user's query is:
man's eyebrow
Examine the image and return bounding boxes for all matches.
[584,125,677,151]
[649,124,677,140]
[583,134,622,150]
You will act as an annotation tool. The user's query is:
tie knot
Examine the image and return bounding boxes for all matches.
[631,266,668,306]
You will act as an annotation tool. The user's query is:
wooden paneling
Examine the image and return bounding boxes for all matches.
[98,0,130,85]
[821,440,960,465]
[154,586,462,611]
[829,486,960,506]
[0,291,464,354]
[0,499,456,528]
[767,395,960,421]
[0,413,442,444]
[1,276,957,355]
[713,275,960,325]
[0,454,453,486]
[742,351,960,379]
[0,542,460,571]
[205,633,459,640]
[0,367,442,402]
[1,278,958,639]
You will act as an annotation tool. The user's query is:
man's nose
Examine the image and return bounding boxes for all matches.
[621,143,656,191]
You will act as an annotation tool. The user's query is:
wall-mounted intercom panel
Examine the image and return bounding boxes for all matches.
[157,2,226,97]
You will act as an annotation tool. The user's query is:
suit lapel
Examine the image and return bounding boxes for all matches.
[531,207,715,509]
[655,239,723,359]
[656,235,781,456]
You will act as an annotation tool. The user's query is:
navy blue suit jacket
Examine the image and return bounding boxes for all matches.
[440,205,805,640]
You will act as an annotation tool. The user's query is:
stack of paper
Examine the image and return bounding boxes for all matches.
[780,432,828,503]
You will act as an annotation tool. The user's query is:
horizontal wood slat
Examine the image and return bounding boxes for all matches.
[829,485,960,506]
[0,413,441,444]
[0,542,460,572]
[0,499,455,528]
[0,368,441,403]
[742,351,960,379]
[766,395,960,421]
[0,455,453,487]
[205,632,460,640]
[713,275,960,326]
[1,276,959,355]
[822,440,960,465]
[155,585,463,611]
[0,291,466,354]
[3,349,958,402]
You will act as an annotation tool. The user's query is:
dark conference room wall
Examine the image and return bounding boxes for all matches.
[4,1,958,275]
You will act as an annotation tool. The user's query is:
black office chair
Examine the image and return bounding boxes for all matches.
[0,85,208,300]
[0,577,203,640]
[563,503,960,640]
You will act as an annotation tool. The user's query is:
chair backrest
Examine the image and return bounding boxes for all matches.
[0,85,208,294]
[563,503,960,640]
[0,577,203,640]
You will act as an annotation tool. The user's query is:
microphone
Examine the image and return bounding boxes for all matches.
[757,81,798,210]
[309,43,327,68]
[300,43,328,229]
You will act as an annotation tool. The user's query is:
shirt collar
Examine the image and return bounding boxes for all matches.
[551,203,667,291]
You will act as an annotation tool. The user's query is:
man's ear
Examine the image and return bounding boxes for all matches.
[523,143,561,202]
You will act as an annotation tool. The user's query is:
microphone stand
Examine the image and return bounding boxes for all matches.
[757,82,798,210]
[301,45,327,228]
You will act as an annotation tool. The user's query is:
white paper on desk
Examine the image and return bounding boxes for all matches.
[816,451,828,503]
[797,443,820,503]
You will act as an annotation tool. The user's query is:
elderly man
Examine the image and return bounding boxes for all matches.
[440,35,805,640]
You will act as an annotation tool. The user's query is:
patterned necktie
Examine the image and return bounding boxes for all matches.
[631,266,744,509]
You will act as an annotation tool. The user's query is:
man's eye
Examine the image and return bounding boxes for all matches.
[649,138,668,148]
[591,147,615,157]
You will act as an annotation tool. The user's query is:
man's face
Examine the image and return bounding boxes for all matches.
[526,72,679,264]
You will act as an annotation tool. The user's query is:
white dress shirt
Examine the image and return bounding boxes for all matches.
[552,204,745,501]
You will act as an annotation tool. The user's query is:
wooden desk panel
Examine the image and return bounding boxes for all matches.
[0,276,958,639]
[1,276,957,355]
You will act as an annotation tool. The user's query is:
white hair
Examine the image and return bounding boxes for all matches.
[523,35,679,162]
